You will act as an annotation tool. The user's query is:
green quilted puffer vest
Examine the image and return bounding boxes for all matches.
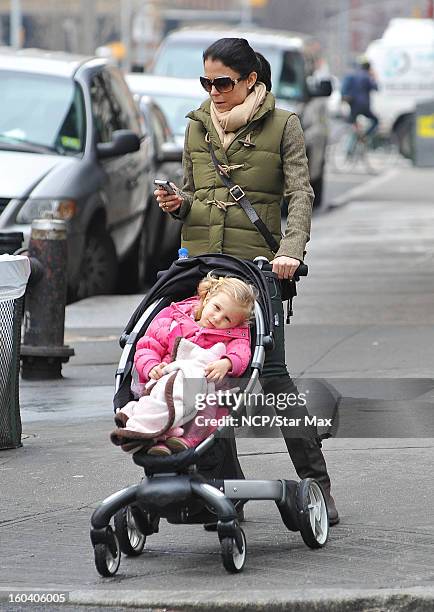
[182,93,292,261]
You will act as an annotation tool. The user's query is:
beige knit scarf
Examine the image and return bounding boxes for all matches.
[210,82,267,150]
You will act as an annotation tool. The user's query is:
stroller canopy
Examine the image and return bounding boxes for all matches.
[124,254,274,337]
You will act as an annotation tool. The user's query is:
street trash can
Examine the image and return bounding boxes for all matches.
[0,255,31,449]
[413,99,434,167]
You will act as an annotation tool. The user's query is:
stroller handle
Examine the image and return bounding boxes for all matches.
[253,257,308,280]
[294,263,308,278]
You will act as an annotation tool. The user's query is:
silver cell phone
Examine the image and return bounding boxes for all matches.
[154,179,175,195]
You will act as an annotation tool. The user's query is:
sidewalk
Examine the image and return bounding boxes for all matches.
[1,165,434,610]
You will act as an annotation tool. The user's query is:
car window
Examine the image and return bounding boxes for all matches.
[105,68,141,134]
[149,103,170,151]
[90,70,140,143]
[153,43,204,78]
[0,70,86,155]
[90,74,122,143]
[304,53,316,78]
[139,104,151,138]
[151,94,203,140]
[56,85,86,153]
[275,51,305,100]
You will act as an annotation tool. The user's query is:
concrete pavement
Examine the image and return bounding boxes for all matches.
[1,164,434,611]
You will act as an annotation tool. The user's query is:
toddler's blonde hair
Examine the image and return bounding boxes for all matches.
[196,272,257,322]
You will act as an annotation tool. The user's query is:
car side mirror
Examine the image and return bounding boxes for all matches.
[97,129,140,159]
[157,141,183,163]
[307,77,333,98]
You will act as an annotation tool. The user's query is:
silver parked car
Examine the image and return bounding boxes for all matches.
[0,48,169,300]
[126,73,206,146]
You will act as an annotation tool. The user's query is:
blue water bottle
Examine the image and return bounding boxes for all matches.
[178,247,189,259]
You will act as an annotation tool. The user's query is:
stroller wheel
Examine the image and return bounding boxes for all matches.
[296,478,329,549]
[220,528,247,573]
[114,506,146,556]
[94,529,121,577]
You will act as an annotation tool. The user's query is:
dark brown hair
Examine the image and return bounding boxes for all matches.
[203,38,272,91]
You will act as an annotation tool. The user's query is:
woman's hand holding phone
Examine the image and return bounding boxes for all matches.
[154,180,183,213]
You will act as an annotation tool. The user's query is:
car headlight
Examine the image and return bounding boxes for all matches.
[16,199,77,224]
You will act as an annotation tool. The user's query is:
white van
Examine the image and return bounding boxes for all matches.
[366,18,434,157]
[151,26,332,208]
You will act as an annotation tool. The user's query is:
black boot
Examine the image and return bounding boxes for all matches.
[283,437,339,525]
[262,376,340,526]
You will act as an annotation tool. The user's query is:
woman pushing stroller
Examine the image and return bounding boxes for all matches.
[111,273,256,455]
[154,37,339,525]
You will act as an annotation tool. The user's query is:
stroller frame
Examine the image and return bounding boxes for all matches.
[90,256,329,576]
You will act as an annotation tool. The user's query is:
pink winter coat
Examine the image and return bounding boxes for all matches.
[134,297,251,382]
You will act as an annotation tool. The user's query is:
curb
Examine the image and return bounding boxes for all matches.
[68,587,434,611]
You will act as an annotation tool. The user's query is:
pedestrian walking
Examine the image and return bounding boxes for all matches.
[154,37,339,525]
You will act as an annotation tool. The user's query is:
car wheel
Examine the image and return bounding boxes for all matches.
[136,202,160,289]
[137,203,169,288]
[137,217,158,288]
[117,204,177,293]
[116,225,143,294]
[396,116,413,159]
[76,228,118,300]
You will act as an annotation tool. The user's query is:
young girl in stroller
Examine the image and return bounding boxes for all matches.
[111,273,256,456]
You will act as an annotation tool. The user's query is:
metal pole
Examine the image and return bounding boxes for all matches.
[10,0,22,49]
[350,0,360,56]
[80,0,96,55]
[339,0,350,76]
[240,0,252,26]
[0,11,4,45]
[121,0,133,72]
[21,218,74,380]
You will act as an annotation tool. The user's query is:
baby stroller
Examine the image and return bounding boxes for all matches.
[90,254,329,576]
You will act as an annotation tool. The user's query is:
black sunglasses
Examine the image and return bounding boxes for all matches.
[199,75,246,93]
